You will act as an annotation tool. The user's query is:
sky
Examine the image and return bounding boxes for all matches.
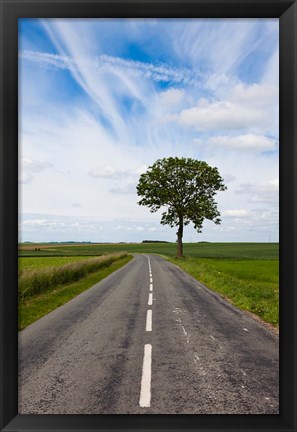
[19,18,279,243]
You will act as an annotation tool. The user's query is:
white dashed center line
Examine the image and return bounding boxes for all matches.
[140,255,154,408]
[139,344,152,407]
[148,293,153,306]
[146,309,152,331]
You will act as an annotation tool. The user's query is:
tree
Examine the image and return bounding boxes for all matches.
[136,157,227,258]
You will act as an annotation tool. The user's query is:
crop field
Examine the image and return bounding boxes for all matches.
[19,242,278,259]
[19,256,100,271]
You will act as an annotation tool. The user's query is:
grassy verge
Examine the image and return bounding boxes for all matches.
[19,253,128,300]
[169,257,279,327]
[18,255,133,330]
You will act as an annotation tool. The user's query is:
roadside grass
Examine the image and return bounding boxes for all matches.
[169,257,279,327]
[18,255,133,330]
[19,253,128,300]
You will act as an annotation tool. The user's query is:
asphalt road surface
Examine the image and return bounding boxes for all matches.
[19,254,279,414]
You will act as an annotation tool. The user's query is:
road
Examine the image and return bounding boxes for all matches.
[18,254,279,414]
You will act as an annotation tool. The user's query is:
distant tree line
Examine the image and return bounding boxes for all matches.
[142,240,170,243]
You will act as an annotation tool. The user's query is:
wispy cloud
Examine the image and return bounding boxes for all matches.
[109,182,137,195]
[88,165,147,180]
[20,158,52,183]
[22,219,66,228]
[174,19,278,79]
[21,50,203,86]
[236,179,279,205]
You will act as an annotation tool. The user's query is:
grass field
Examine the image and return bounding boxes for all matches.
[19,242,278,259]
[18,242,279,329]
[19,256,102,271]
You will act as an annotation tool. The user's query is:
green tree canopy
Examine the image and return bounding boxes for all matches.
[136,157,227,258]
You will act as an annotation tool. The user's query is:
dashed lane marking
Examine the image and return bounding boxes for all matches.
[148,293,153,306]
[139,344,152,408]
[146,310,152,332]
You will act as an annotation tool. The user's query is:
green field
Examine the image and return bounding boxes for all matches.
[18,242,279,329]
[19,242,278,259]
[19,256,101,271]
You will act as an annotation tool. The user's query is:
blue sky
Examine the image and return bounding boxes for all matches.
[19,18,279,243]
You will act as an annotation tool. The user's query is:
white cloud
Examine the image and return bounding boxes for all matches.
[22,158,51,172]
[229,83,278,108]
[223,209,249,217]
[236,178,279,205]
[177,100,262,131]
[262,47,279,85]
[204,74,240,98]
[223,174,236,183]
[22,219,48,226]
[88,165,147,180]
[219,225,236,233]
[22,219,66,228]
[20,157,52,183]
[135,226,145,232]
[109,182,136,195]
[88,166,122,179]
[174,83,278,134]
[20,171,34,184]
[159,88,185,107]
[207,134,277,152]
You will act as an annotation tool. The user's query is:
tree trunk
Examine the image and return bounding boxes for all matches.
[176,217,183,258]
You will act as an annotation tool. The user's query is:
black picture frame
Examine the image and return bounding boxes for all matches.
[0,1,296,431]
